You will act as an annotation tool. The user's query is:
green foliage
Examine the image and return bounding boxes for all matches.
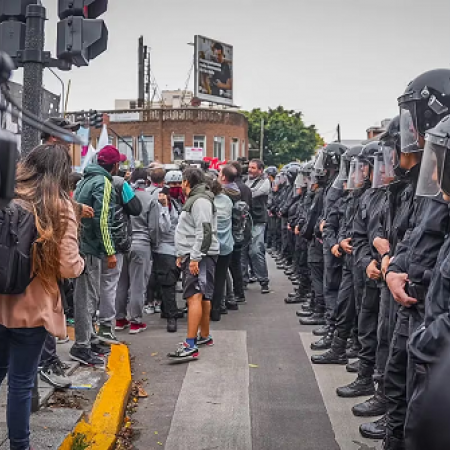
[241,106,323,166]
[71,433,89,450]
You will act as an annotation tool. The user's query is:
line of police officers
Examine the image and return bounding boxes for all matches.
[266,68,450,450]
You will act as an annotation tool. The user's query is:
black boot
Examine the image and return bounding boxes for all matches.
[359,415,386,440]
[383,434,405,450]
[288,290,299,298]
[336,374,375,398]
[346,339,361,359]
[346,359,359,373]
[310,332,333,351]
[167,318,177,333]
[312,325,329,336]
[291,279,300,286]
[299,313,326,326]
[301,302,312,311]
[285,295,306,304]
[311,336,348,365]
[284,268,294,276]
[296,309,312,318]
[352,383,387,417]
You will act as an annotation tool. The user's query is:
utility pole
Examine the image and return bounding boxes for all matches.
[260,117,264,162]
[21,3,46,154]
[138,36,144,108]
[337,123,341,143]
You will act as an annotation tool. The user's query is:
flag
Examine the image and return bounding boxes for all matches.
[97,124,109,151]
[80,144,98,173]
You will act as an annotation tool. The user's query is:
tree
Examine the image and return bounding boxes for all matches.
[241,106,324,166]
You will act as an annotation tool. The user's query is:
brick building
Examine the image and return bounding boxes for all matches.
[86,107,249,165]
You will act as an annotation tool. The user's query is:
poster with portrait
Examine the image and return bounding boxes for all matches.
[194,35,233,106]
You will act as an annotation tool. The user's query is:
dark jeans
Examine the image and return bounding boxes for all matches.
[152,253,180,319]
[242,224,269,286]
[230,247,245,298]
[0,325,47,450]
[212,254,233,312]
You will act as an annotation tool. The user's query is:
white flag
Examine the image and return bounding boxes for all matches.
[80,143,97,173]
[97,124,109,151]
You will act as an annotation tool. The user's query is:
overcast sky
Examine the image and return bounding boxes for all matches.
[13,0,450,141]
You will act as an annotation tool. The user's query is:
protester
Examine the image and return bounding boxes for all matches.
[151,170,183,333]
[96,150,142,343]
[245,159,271,294]
[228,160,252,302]
[210,177,235,321]
[168,168,219,359]
[70,146,122,365]
[0,144,84,450]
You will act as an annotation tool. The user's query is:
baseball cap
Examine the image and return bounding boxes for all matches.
[97,145,127,165]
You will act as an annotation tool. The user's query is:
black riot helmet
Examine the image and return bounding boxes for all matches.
[265,166,278,178]
[398,69,450,153]
[347,142,381,190]
[322,142,348,170]
[359,141,382,166]
[416,115,450,198]
[286,164,300,185]
[333,144,363,189]
[379,116,404,178]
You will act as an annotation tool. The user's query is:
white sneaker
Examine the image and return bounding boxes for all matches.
[144,305,155,314]
[154,304,162,313]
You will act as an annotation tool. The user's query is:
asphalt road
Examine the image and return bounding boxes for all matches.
[125,256,383,450]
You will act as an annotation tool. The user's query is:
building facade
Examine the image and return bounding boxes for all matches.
[87,107,249,164]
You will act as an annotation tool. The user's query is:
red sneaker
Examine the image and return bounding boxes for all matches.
[115,318,130,331]
[129,322,147,334]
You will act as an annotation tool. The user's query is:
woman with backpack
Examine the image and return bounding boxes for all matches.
[0,144,85,450]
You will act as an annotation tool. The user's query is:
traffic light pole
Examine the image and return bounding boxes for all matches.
[21,3,46,156]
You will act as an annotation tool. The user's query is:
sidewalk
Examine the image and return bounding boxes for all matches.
[0,340,108,450]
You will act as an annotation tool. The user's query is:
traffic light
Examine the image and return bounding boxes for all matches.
[95,112,103,129]
[74,110,87,125]
[57,0,108,67]
[88,109,97,127]
[0,0,37,59]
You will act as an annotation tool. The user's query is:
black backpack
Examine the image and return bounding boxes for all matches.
[0,201,37,295]
[232,200,252,247]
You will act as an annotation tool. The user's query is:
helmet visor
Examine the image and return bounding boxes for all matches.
[416,142,443,197]
[314,150,326,175]
[347,158,367,190]
[400,107,421,153]
[295,172,307,188]
[332,157,348,189]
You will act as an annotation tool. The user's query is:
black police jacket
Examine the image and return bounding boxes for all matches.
[409,228,450,365]
[389,195,449,286]
[352,187,387,272]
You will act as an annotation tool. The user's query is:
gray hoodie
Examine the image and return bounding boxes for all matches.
[175,184,219,261]
[153,201,179,256]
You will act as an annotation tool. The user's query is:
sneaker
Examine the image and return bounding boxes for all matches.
[56,336,70,344]
[261,285,270,294]
[97,324,120,344]
[92,342,111,356]
[55,358,70,371]
[197,335,214,346]
[70,347,104,366]
[115,318,130,331]
[39,361,72,389]
[168,342,199,359]
[235,296,247,304]
[129,322,148,334]
[154,304,162,314]
[249,277,258,284]
[144,305,155,314]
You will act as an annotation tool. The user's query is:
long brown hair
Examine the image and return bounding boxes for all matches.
[15,144,74,294]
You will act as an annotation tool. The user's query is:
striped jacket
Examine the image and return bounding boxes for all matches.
[75,164,117,258]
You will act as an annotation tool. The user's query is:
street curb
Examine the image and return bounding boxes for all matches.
[59,344,132,450]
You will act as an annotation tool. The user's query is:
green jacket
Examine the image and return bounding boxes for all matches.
[75,164,117,258]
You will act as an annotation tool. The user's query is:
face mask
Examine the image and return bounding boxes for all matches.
[170,186,183,200]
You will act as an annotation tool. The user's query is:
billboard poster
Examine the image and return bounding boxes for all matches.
[185,147,205,161]
[194,35,233,106]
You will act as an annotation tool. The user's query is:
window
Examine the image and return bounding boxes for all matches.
[193,135,206,149]
[214,136,225,160]
[138,136,155,162]
[118,137,134,162]
[231,138,239,160]
[241,140,247,159]
[108,135,115,145]
[172,135,185,160]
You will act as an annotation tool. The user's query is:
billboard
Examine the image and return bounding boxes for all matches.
[194,35,233,106]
